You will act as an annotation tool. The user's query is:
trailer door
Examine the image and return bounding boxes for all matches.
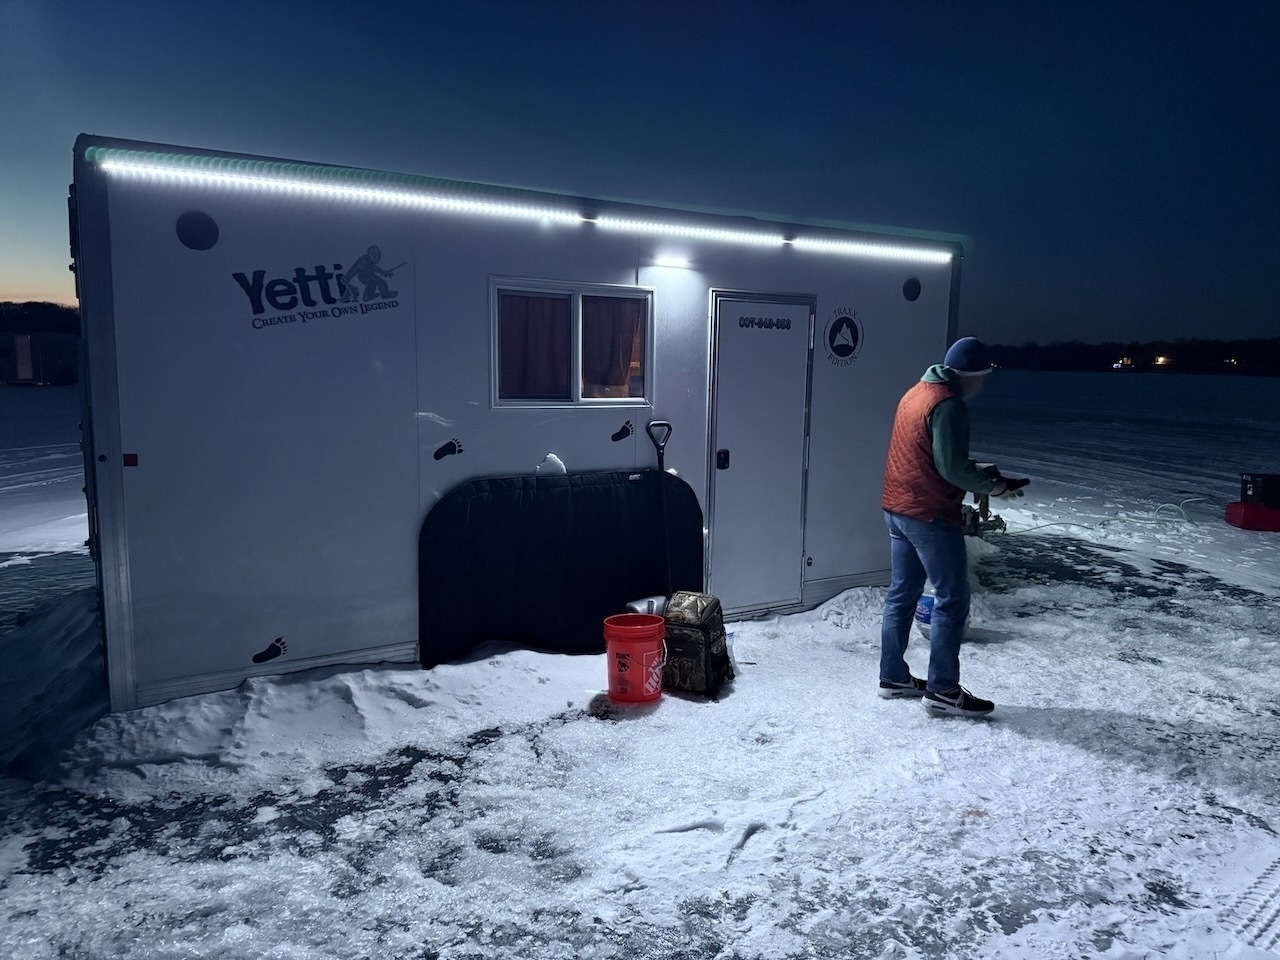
[708,294,814,614]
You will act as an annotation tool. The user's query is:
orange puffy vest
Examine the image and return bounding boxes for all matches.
[881,380,965,524]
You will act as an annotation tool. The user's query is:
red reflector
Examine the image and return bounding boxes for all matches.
[123,453,139,467]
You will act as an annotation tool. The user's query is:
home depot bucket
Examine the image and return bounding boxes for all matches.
[604,613,665,703]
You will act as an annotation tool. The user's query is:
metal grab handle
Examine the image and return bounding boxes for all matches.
[646,420,672,471]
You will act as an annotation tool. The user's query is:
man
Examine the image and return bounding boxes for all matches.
[878,337,1029,717]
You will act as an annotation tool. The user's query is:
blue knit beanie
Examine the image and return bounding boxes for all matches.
[943,337,992,376]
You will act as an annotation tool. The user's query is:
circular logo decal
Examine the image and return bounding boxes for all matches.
[825,308,864,366]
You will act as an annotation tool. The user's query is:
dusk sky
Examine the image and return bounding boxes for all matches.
[2,0,1277,345]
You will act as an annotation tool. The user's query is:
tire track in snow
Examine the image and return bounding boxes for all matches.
[1226,858,1280,952]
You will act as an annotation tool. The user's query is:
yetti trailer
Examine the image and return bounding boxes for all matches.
[69,135,964,711]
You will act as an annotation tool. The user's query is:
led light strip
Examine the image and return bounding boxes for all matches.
[790,236,954,264]
[100,160,584,224]
[97,155,954,264]
[594,215,786,247]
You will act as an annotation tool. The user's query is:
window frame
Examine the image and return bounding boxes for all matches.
[490,276,654,408]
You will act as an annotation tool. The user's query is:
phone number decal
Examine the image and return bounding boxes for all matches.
[738,315,793,330]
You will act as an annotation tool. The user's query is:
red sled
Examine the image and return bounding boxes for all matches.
[1225,501,1280,532]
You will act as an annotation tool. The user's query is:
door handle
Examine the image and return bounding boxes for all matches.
[716,449,730,470]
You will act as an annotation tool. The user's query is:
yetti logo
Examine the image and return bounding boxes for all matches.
[232,245,405,328]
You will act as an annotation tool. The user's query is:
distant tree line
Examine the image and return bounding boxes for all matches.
[0,301,80,385]
[989,338,1280,376]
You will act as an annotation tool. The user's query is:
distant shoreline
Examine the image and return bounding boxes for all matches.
[989,339,1280,377]
[991,367,1280,379]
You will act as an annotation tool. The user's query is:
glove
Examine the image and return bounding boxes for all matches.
[994,477,1030,499]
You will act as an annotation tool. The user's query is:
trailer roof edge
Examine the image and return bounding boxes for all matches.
[75,134,965,259]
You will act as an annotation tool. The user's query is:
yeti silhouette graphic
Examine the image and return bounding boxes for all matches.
[339,245,404,303]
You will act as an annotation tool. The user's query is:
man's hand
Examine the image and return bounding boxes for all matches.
[994,477,1030,499]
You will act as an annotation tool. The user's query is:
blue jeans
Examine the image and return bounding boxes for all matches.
[880,510,970,693]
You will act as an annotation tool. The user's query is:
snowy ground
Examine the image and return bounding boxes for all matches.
[2,373,1280,960]
[0,386,93,630]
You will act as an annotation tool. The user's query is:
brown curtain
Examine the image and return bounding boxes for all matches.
[499,293,571,399]
[582,296,644,392]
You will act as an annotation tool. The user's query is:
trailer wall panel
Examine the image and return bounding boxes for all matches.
[71,136,964,709]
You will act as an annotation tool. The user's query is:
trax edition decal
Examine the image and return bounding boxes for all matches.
[825,307,864,367]
[232,244,405,331]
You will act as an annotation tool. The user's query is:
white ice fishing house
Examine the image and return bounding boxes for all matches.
[69,135,964,711]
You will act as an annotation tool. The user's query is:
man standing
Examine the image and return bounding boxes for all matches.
[878,337,1028,717]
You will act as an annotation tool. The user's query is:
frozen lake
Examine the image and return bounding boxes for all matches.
[2,372,1280,960]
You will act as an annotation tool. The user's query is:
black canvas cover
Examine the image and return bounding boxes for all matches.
[419,470,703,668]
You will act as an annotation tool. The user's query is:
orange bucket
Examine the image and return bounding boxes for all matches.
[604,613,665,703]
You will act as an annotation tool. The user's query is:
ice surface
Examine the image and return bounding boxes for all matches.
[1,372,1279,959]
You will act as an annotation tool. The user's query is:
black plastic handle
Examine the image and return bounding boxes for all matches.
[646,420,672,451]
[646,420,672,471]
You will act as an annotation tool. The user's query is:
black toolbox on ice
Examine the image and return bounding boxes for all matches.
[1240,473,1280,509]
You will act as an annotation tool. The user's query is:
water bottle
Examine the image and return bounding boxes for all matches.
[914,587,935,638]
[914,585,970,640]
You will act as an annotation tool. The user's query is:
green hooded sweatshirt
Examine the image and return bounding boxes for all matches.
[920,364,1003,495]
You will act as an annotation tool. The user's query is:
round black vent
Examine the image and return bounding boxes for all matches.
[176,211,219,251]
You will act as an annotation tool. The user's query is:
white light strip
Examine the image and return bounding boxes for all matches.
[100,160,585,224]
[97,156,957,263]
[595,215,786,247]
[789,237,953,264]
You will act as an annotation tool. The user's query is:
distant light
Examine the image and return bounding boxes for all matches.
[1154,355,1170,365]
[653,255,691,268]
[596,216,786,247]
[789,236,953,264]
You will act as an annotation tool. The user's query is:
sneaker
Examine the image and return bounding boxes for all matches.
[877,675,927,699]
[922,686,995,717]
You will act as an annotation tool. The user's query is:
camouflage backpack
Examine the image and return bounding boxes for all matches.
[662,591,734,697]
